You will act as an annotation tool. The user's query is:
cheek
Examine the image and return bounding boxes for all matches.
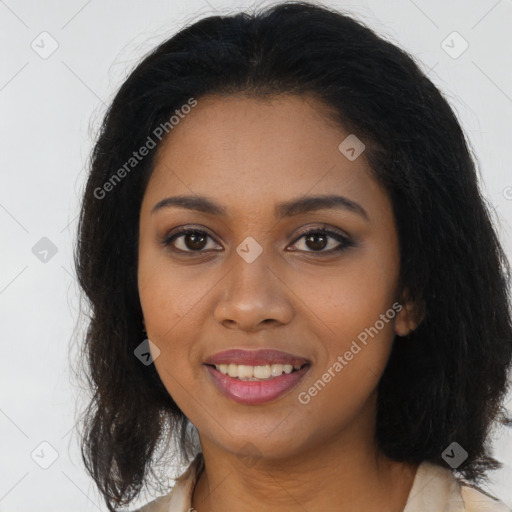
[296,253,398,395]
[137,258,215,389]
[295,289,396,430]
[138,253,211,336]
[298,253,399,340]
[138,273,203,407]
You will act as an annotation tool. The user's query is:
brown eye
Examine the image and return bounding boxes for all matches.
[181,231,208,250]
[162,229,220,253]
[304,232,328,251]
[289,228,354,254]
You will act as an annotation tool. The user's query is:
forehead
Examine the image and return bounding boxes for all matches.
[145,93,386,217]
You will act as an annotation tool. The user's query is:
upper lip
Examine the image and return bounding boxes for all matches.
[204,349,310,367]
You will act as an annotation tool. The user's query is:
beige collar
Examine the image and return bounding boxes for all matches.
[155,453,507,512]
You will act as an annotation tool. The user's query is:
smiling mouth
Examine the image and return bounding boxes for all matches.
[205,363,309,381]
[204,362,311,405]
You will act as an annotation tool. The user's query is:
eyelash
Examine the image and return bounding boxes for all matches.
[160,225,354,256]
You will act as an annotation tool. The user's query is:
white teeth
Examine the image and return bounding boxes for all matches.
[227,364,238,377]
[214,363,304,380]
[253,365,271,379]
[271,364,284,377]
[238,365,254,379]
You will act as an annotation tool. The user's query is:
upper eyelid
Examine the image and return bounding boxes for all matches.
[163,224,347,238]
[163,225,350,249]
[292,224,349,240]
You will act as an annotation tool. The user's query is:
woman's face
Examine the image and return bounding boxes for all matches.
[138,94,412,461]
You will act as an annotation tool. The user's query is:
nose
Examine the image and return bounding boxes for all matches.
[213,248,294,332]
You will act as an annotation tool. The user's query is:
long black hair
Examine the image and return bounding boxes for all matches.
[74,2,512,510]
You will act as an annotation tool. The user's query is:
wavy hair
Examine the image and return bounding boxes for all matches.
[73,1,512,510]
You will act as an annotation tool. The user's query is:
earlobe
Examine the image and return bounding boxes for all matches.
[394,304,415,337]
[394,292,426,337]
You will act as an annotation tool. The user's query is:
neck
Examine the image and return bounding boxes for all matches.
[191,427,418,512]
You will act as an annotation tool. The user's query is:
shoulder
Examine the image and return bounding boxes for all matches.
[129,452,204,512]
[460,483,511,512]
[130,492,174,512]
[404,461,510,512]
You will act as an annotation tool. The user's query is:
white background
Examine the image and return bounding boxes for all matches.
[1,0,511,510]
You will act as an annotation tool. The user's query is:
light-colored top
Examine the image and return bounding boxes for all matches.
[137,452,510,512]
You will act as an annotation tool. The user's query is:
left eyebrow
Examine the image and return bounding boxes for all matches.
[151,194,369,221]
[274,194,369,221]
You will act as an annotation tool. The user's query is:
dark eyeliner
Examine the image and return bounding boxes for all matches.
[160,227,214,249]
[289,226,355,254]
[160,224,354,255]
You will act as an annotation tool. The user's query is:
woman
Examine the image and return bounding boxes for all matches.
[74,2,512,511]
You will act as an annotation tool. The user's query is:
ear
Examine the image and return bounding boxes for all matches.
[394,289,425,337]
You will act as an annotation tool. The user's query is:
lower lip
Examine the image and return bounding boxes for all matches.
[205,365,310,405]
